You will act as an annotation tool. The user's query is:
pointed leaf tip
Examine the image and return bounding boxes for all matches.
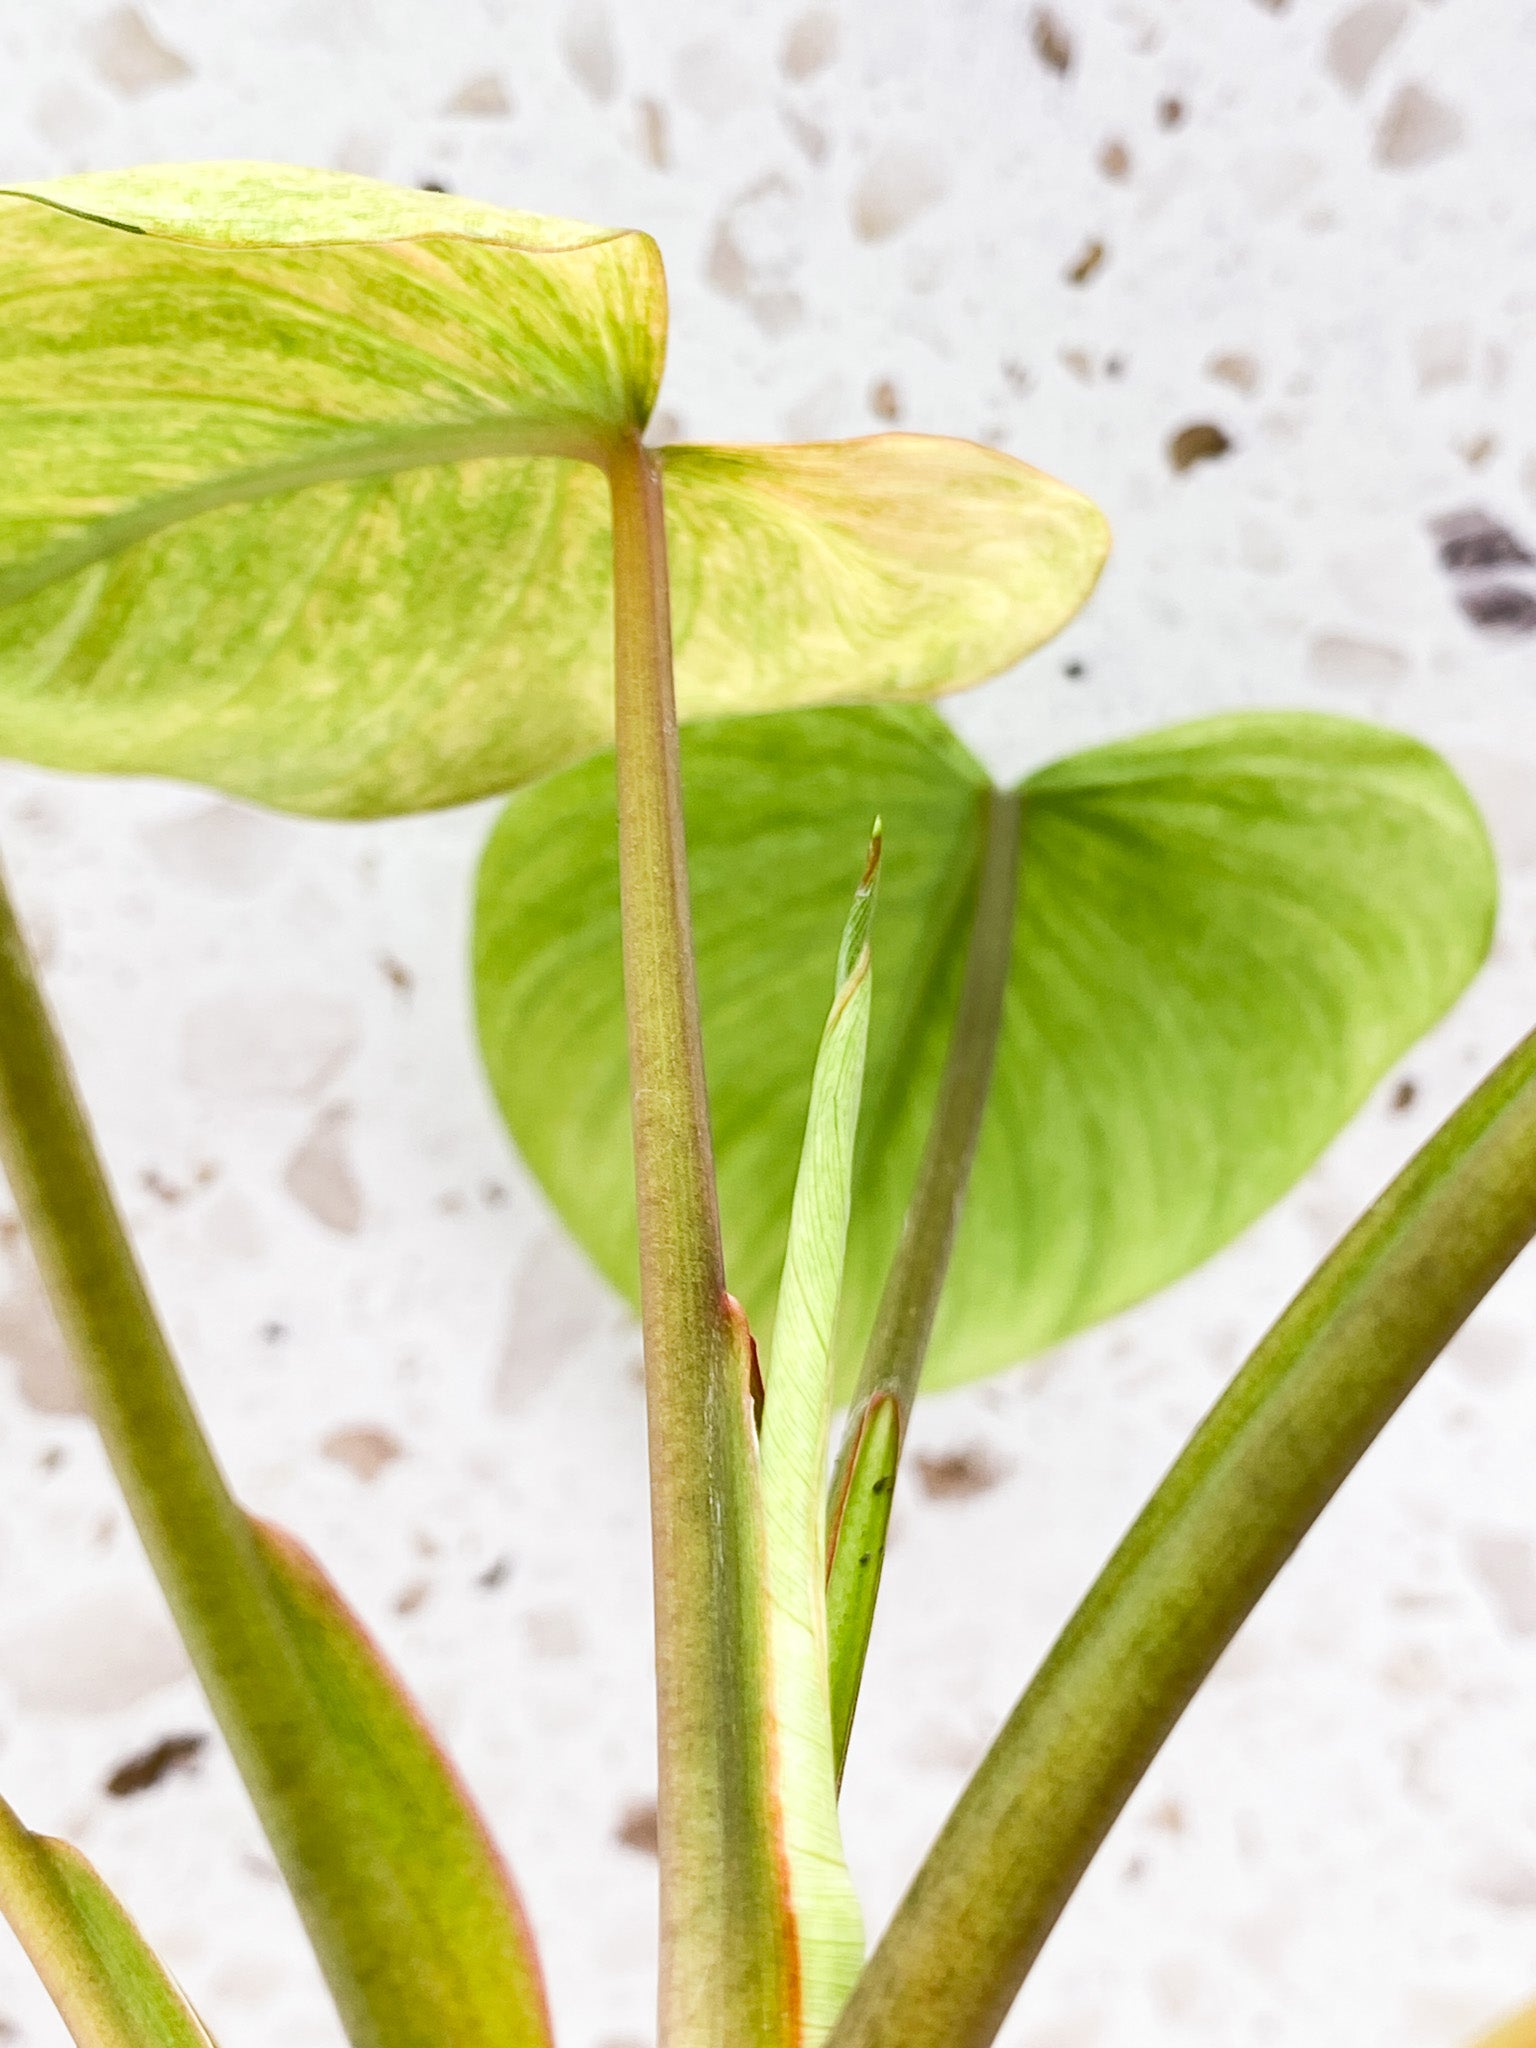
[836,827,883,993]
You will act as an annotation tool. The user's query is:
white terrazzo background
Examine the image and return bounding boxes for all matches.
[0,2,1534,2044]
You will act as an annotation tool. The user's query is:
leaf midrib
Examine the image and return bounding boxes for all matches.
[0,413,608,609]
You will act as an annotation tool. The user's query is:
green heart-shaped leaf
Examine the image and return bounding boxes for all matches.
[474,704,1494,1392]
[0,163,1106,817]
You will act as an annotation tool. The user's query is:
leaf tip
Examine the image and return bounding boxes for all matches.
[836,825,883,990]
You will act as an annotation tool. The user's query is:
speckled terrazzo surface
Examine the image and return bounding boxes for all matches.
[0,3,1534,2044]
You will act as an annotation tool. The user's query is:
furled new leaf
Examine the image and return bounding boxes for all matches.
[825,781,1021,1777]
[0,1790,216,2048]
[474,704,1495,1391]
[0,163,1106,816]
[757,838,878,2041]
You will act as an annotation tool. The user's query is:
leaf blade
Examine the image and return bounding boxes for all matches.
[921,709,1497,1381]
[0,164,659,815]
[661,438,1108,726]
[474,704,1495,1391]
[0,169,1106,815]
[252,1519,554,2048]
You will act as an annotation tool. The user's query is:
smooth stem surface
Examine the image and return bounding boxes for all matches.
[829,1020,1536,2048]
[608,435,792,2047]
[0,865,445,2048]
[852,782,1022,1420]
[826,783,1021,1774]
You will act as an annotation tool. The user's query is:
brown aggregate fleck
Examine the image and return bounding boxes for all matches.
[1167,422,1232,472]
[442,74,512,117]
[615,1799,659,1855]
[90,6,192,97]
[869,378,903,422]
[636,97,671,169]
[914,1447,1007,1501]
[1206,351,1260,395]
[1375,83,1464,170]
[1431,510,1534,575]
[322,1424,404,1482]
[1098,139,1131,180]
[106,1733,207,1798]
[1030,9,1072,75]
[1460,586,1536,637]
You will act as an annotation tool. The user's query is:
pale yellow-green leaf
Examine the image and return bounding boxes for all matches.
[0,163,1106,817]
[0,1792,216,2048]
[758,842,878,2043]
[1471,2002,1536,2048]
[6,161,630,251]
[0,164,657,815]
[660,439,1108,731]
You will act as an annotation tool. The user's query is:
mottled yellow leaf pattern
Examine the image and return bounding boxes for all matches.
[0,164,1107,816]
